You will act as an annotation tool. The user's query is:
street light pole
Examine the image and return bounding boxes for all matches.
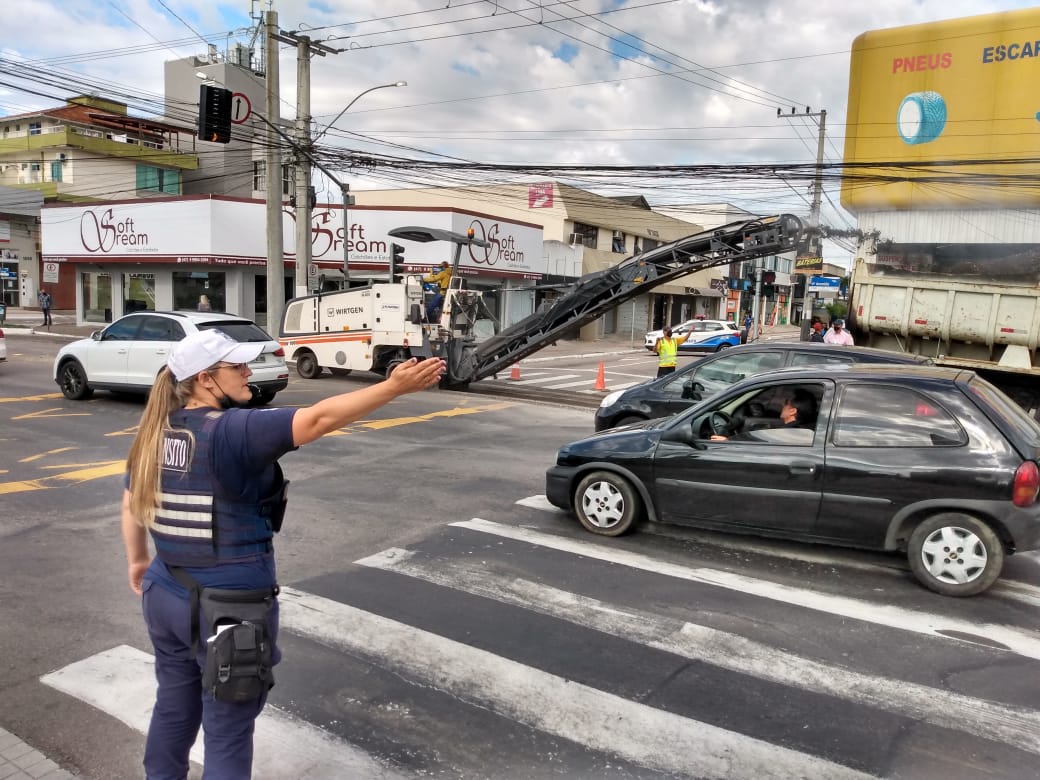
[311,81,406,284]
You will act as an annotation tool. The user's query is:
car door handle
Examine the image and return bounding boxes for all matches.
[789,461,816,475]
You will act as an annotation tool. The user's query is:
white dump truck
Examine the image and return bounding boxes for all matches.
[848,252,1040,416]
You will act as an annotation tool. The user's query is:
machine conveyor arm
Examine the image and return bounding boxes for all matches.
[464,214,803,382]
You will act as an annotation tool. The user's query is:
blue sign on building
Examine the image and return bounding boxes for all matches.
[808,275,840,293]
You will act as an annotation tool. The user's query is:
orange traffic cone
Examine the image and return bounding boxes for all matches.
[509,362,522,381]
[594,361,607,391]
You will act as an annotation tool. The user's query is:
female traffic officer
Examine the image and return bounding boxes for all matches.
[120,328,444,779]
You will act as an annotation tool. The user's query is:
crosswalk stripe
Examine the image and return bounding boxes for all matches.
[40,645,405,780]
[357,547,1040,756]
[515,495,1040,607]
[277,587,876,780]
[452,518,1040,660]
[507,373,580,385]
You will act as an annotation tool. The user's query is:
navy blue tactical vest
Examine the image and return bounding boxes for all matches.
[150,409,287,567]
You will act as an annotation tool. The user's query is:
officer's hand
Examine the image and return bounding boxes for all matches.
[387,357,446,393]
[128,559,151,596]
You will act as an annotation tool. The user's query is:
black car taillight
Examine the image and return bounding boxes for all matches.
[1012,461,1040,507]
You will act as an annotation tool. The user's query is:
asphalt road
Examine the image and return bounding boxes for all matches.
[2,335,1040,779]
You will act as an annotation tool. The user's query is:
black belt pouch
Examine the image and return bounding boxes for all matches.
[199,586,276,703]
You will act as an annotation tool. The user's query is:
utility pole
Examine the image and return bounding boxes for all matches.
[275,32,338,298]
[805,108,827,341]
[263,10,284,333]
[778,107,827,340]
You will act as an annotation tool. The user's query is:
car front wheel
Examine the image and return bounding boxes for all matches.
[907,513,1004,596]
[574,470,641,537]
[58,360,93,400]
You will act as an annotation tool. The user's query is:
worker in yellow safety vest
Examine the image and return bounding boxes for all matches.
[654,326,689,377]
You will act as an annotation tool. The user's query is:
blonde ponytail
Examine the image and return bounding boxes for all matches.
[126,368,194,528]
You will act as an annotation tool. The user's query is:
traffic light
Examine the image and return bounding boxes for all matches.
[762,270,776,285]
[198,84,232,144]
[391,243,405,265]
[761,284,776,299]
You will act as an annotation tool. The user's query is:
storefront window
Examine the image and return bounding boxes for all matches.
[124,273,155,313]
[173,271,225,312]
[82,271,113,323]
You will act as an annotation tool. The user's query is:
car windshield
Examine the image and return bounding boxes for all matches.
[198,321,273,343]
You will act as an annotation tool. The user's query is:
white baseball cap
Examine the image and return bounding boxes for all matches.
[167,329,265,381]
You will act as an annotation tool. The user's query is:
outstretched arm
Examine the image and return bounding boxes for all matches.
[291,358,445,446]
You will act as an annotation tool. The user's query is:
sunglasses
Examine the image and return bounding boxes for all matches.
[212,362,249,373]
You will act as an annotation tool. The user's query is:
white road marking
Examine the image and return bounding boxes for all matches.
[515,496,1040,607]
[453,519,1040,660]
[358,548,1040,756]
[542,379,605,390]
[508,373,580,385]
[278,587,875,780]
[40,645,404,780]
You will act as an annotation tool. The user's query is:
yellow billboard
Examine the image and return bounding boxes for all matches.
[841,8,1040,211]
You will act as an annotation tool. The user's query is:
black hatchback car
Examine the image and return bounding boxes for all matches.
[595,343,931,431]
[548,365,1040,596]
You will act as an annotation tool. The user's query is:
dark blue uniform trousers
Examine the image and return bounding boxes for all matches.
[142,580,277,780]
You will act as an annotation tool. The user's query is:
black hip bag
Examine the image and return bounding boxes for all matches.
[169,567,278,703]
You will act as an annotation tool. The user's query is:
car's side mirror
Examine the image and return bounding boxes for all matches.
[91,330,102,341]
[682,379,703,401]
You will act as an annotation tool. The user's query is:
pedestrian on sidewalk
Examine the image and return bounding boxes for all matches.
[38,289,53,327]
[120,329,445,780]
[654,326,688,377]
[823,318,854,345]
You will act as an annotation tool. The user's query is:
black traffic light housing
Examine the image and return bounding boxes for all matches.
[391,243,405,265]
[761,283,776,299]
[761,270,776,285]
[198,84,232,144]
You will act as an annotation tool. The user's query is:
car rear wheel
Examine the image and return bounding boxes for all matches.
[253,391,277,406]
[715,343,731,352]
[58,360,93,400]
[296,351,321,379]
[907,513,1004,596]
[574,470,641,537]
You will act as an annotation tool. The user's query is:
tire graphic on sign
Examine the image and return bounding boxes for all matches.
[897,91,947,145]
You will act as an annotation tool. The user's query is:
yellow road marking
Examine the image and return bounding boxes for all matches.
[0,460,126,495]
[20,447,76,463]
[105,426,140,437]
[12,407,91,420]
[325,402,514,436]
[0,400,512,490]
[0,393,64,403]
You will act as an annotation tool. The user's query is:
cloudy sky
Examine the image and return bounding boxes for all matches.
[1,0,1037,265]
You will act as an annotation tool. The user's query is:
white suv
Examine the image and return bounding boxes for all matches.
[53,311,289,404]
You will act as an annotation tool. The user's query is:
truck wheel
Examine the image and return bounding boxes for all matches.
[907,513,1004,596]
[58,360,94,400]
[296,352,322,379]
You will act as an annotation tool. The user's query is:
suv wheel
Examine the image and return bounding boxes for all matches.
[58,360,94,401]
[574,470,641,537]
[907,513,1004,596]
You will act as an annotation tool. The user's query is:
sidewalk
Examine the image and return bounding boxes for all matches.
[0,727,76,779]
[0,307,804,353]
[1,308,94,340]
